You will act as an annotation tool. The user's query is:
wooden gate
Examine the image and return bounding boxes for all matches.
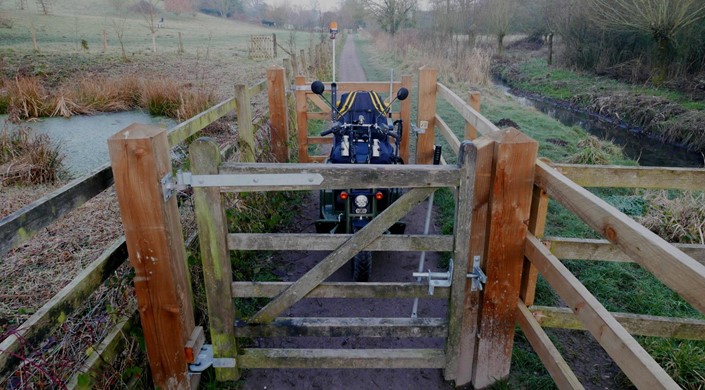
[249,34,274,60]
[188,137,478,381]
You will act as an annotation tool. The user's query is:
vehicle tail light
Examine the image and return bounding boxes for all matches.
[339,191,349,200]
[375,191,384,200]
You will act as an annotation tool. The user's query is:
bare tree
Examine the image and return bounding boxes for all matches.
[111,15,129,60]
[36,0,51,14]
[217,0,239,18]
[137,0,160,52]
[366,0,417,36]
[588,0,705,83]
[483,0,516,56]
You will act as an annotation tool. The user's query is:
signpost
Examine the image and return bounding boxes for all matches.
[330,21,338,83]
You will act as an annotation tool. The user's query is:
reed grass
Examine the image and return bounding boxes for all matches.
[0,123,64,185]
[639,191,705,245]
[566,135,624,164]
[5,75,212,121]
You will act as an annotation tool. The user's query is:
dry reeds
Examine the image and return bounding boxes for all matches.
[3,75,216,121]
[0,123,64,185]
[638,191,705,244]
[565,135,623,164]
[373,31,493,87]
[140,77,182,117]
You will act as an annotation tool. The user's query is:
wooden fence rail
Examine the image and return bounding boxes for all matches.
[421,67,705,388]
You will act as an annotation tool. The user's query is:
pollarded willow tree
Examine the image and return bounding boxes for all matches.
[588,0,705,83]
[483,0,516,56]
[366,0,418,36]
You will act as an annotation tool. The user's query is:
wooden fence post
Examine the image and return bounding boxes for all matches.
[191,138,240,381]
[520,185,550,305]
[291,52,299,76]
[465,91,481,140]
[272,33,277,58]
[400,74,412,163]
[283,58,292,83]
[300,49,308,78]
[453,136,496,386]
[235,84,255,162]
[444,141,478,381]
[416,66,438,164]
[472,128,539,388]
[295,75,309,162]
[107,124,195,389]
[267,67,289,163]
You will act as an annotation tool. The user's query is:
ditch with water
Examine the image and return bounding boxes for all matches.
[2,111,175,177]
[494,82,704,168]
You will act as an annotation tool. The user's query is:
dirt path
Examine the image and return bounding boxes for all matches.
[338,36,367,82]
[241,35,453,389]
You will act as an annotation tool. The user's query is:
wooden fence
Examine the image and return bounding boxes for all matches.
[0,63,295,386]
[418,66,705,388]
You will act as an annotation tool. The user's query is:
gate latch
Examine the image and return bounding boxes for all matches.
[413,262,453,295]
[188,345,236,373]
[467,256,487,291]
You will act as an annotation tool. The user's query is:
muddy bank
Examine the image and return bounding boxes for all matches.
[492,59,705,155]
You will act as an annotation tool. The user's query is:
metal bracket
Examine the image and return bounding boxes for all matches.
[413,262,453,295]
[467,256,487,291]
[411,122,427,134]
[188,345,236,373]
[161,170,324,201]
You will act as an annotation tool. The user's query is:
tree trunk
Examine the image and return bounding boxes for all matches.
[547,32,553,65]
[654,37,669,86]
[497,33,505,56]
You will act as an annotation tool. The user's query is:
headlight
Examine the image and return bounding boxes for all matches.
[354,195,369,208]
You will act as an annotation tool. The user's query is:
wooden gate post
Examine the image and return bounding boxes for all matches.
[107,124,195,389]
[235,84,255,162]
[400,74,412,163]
[520,185,549,306]
[191,138,240,381]
[295,75,309,162]
[416,66,438,164]
[453,136,496,386]
[472,128,539,388]
[267,67,289,163]
[465,92,481,140]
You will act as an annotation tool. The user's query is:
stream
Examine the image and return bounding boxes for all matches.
[2,111,175,177]
[494,83,704,168]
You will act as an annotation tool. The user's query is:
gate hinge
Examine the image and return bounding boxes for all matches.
[467,256,487,291]
[160,171,192,201]
[413,262,453,295]
[188,344,236,373]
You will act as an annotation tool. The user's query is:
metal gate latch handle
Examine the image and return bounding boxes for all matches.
[467,256,487,291]
[413,262,454,295]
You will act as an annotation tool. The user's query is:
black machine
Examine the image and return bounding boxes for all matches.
[312,80,409,282]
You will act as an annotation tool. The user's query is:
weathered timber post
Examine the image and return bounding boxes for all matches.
[416,66,438,164]
[107,124,195,389]
[300,49,308,78]
[472,128,539,388]
[519,184,549,305]
[400,74,412,163]
[295,75,309,163]
[291,52,299,76]
[267,67,289,163]
[465,92,481,140]
[444,141,478,381]
[453,136,496,386]
[235,84,255,162]
[191,138,240,381]
[272,33,277,58]
[283,58,292,83]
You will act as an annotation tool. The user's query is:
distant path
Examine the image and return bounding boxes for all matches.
[337,36,366,82]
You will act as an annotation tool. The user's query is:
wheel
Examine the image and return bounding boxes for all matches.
[352,251,372,282]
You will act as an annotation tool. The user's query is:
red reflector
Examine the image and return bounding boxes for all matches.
[375,191,384,200]
[339,191,349,200]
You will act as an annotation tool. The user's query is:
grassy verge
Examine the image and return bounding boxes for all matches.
[495,58,705,152]
[356,34,705,388]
